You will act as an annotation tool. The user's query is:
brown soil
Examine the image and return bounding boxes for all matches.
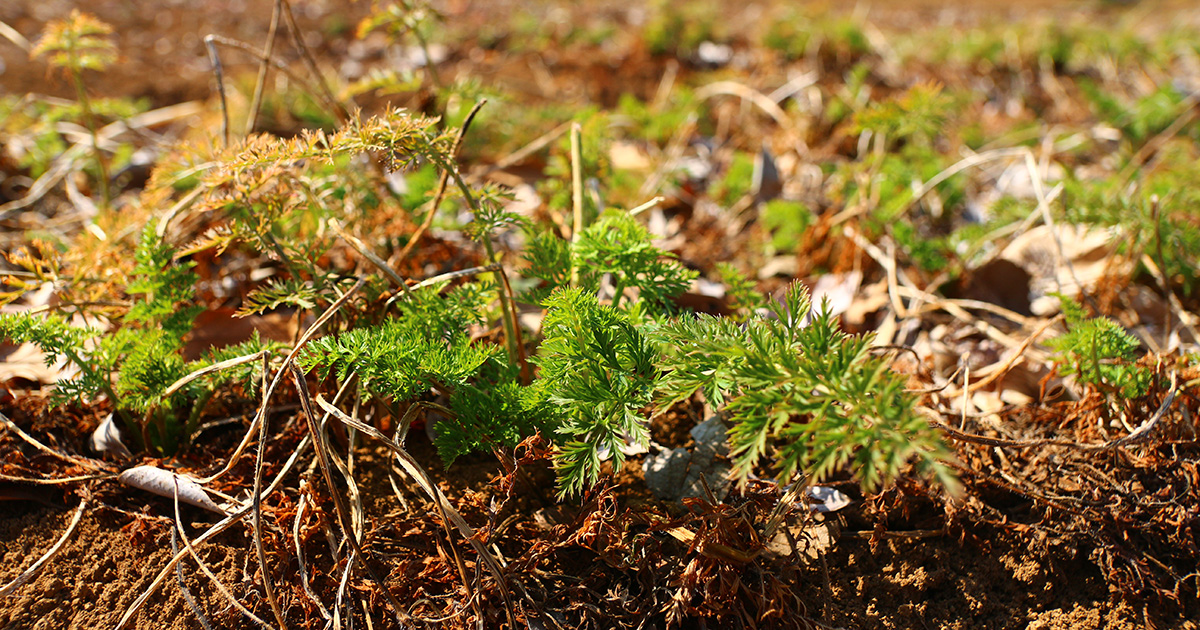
[820,529,1141,630]
[3,391,1192,629]
[0,503,250,630]
[0,497,1155,630]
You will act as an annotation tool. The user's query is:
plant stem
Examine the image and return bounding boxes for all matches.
[411,23,442,89]
[481,236,522,367]
[62,345,140,447]
[244,0,282,136]
[445,165,524,369]
[569,122,584,286]
[279,0,349,124]
[203,36,230,147]
[392,99,485,268]
[70,70,110,209]
[610,277,626,308]
[184,389,216,446]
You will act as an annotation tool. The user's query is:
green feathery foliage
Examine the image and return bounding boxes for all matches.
[521,229,573,301]
[522,210,697,311]
[236,278,318,317]
[298,315,496,402]
[656,282,955,491]
[31,10,118,207]
[464,185,524,241]
[0,311,94,367]
[127,224,203,335]
[31,10,116,73]
[1047,294,1149,398]
[0,312,119,417]
[531,287,659,497]
[210,109,452,179]
[0,225,275,453]
[572,211,697,309]
[853,82,957,149]
[301,278,489,383]
[439,377,547,466]
[716,262,765,320]
[299,281,527,465]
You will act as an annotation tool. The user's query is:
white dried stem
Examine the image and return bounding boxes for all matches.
[171,481,275,629]
[199,277,365,484]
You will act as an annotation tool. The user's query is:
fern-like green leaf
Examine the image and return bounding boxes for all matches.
[533,287,658,497]
[1048,294,1149,397]
[573,211,697,309]
[657,282,953,492]
[298,316,496,402]
[237,278,318,317]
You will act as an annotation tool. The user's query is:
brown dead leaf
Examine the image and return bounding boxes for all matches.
[610,141,652,171]
[183,307,297,360]
[0,343,62,385]
[1000,224,1129,314]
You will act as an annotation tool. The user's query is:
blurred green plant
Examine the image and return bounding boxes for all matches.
[0,96,146,179]
[30,10,119,207]
[357,0,444,88]
[1047,294,1150,399]
[760,199,812,255]
[1079,80,1188,146]
[642,0,721,57]
[762,11,871,63]
[713,152,755,208]
[522,210,697,312]
[716,262,764,321]
[1061,153,1200,297]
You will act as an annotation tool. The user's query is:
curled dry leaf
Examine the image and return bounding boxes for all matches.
[806,270,862,322]
[1000,224,1127,314]
[89,413,131,458]
[0,343,62,385]
[806,486,852,513]
[182,307,296,361]
[117,465,226,515]
[751,145,782,202]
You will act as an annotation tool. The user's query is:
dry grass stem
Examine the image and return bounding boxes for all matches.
[171,483,275,630]
[393,99,486,267]
[570,121,584,248]
[203,35,230,147]
[162,349,269,398]
[199,277,365,484]
[0,411,108,472]
[293,484,333,621]
[279,0,349,123]
[313,394,518,628]
[170,529,215,630]
[245,0,283,136]
[694,80,794,131]
[291,366,412,625]
[481,121,571,176]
